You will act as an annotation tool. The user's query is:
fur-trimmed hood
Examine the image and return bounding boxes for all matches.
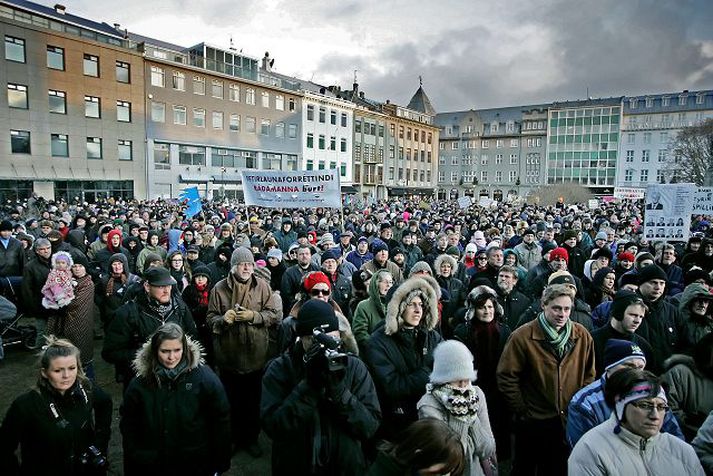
[132,335,204,380]
[385,277,439,335]
[434,253,459,277]
[51,250,73,269]
[465,285,504,322]
[679,282,713,313]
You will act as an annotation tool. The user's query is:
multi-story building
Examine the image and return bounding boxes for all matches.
[618,89,713,187]
[0,0,146,201]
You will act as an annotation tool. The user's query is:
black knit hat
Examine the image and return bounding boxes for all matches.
[611,289,646,321]
[0,220,13,232]
[637,264,667,285]
[296,300,339,336]
[603,339,646,370]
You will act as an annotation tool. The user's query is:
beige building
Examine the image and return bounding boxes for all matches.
[0,1,146,201]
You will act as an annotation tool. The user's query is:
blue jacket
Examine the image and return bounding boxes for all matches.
[566,374,685,448]
[346,250,373,269]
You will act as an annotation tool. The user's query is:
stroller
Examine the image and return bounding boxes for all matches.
[0,280,37,360]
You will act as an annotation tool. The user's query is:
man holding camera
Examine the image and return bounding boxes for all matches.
[261,299,381,475]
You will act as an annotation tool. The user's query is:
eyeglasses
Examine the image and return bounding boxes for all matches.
[310,289,330,296]
[630,400,669,413]
[477,256,488,261]
[171,259,183,263]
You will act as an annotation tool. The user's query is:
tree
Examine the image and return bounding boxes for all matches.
[526,183,593,205]
[665,118,713,186]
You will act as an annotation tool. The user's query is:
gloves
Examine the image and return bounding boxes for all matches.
[235,310,256,322]
[304,348,327,389]
[325,368,348,401]
[223,309,238,324]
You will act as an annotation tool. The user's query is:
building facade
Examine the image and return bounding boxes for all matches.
[0,0,146,201]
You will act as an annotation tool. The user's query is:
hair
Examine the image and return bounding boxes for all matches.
[37,335,88,391]
[498,264,519,278]
[604,368,662,409]
[34,237,51,250]
[486,246,502,258]
[145,323,192,385]
[541,283,576,306]
[166,250,185,269]
[381,418,464,476]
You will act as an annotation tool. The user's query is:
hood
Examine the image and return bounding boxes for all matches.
[368,269,392,308]
[434,253,458,277]
[662,353,696,373]
[679,282,712,312]
[192,265,212,285]
[132,334,204,380]
[465,285,504,321]
[124,236,143,256]
[167,229,182,253]
[107,229,123,253]
[109,253,130,277]
[385,277,439,335]
[503,248,519,264]
[66,229,87,253]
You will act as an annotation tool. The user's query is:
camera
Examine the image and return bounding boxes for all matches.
[77,445,108,475]
[308,328,348,373]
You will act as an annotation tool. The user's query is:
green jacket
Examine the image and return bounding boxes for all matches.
[352,269,390,349]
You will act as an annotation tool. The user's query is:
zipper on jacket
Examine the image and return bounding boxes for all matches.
[639,438,653,475]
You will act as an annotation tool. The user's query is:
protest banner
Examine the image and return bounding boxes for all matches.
[241,169,341,209]
[643,183,694,242]
[614,187,646,200]
[457,196,472,209]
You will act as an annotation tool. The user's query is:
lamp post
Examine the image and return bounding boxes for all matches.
[220,166,226,201]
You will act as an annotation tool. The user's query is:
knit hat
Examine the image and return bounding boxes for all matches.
[549,247,569,264]
[522,228,536,236]
[318,233,335,246]
[0,220,13,232]
[592,247,613,261]
[617,252,635,263]
[635,251,655,266]
[548,270,576,287]
[357,235,369,244]
[563,229,578,241]
[370,239,388,254]
[429,340,477,385]
[619,272,639,288]
[611,289,646,321]
[464,243,478,254]
[604,339,647,371]
[296,299,339,336]
[72,252,90,269]
[321,248,341,262]
[541,242,557,256]
[684,267,711,286]
[410,261,432,276]
[303,271,331,292]
[638,264,667,285]
[446,245,461,257]
[192,265,211,281]
[266,248,283,262]
[231,246,254,266]
[595,231,608,241]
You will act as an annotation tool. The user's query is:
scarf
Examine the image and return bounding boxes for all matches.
[196,282,209,307]
[469,319,501,385]
[105,272,127,296]
[428,383,479,423]
[154,358,189,384]
[537,311,572,359]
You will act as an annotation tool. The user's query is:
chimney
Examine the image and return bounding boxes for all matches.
[386,99,390,105]
[54,4,66,14]
[359,91,365,99]
[113,23,121,30]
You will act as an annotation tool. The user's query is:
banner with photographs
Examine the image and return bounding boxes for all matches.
[643,184,694,242]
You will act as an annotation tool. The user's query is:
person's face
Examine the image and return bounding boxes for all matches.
[375,249,388,264]
[381,228,393,240]
[620,259,633,270]
[41,355,78,395]
[310,283,331,302]
[55,259,70,271]
[402,234,413,247]
[607,231,615,242]
[639,279,666,301]
[447,234,459,247]
[476,254,488,267]
[544,230,554,241]
[550,257,568,272]
[393,253,405,265]
[357,240,368,252]
[402,296,423,327]
[221,229,231,238]
[71,263,86,278]
[322,258,337,274]
[623,397,666,439]
[488,250,504,268]
[36,244,52,259]
[297,248,311,266]
[439,262,452,277]
[602,273,616,290]
[0,229,11,240]
[661,249,675,265]
[184,231,194,242]
[626,245,638,255]
[282,223,292,232]
[158,338,183,369]
[41,225,52,235]
[340,235,351,246]
[691,298,710,317]
[437,236,448,249]
[76,218,86,228]
[498,271,517,293]
[523,233,534,244]
[639,259,654,269]
[194,275,208,287]
[110,235,121,247]
[235,261,254,280]
[267,256,279,267]
[596,256,610,268]
[565,237,577,248]
[170,255,184,270]
[542,295,573,331]
[187,251,199,261]
[475,299,495,322]
[378,275,394,296]
[690,242,701,252]
[620,303,646,333]
[150,235,159,246]
[146,283,172,304]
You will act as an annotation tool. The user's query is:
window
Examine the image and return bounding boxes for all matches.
[85,96,101,118]
[679,95,687,106]
[630,98,638,109]
[116,61,130,83]
[640,169,649,182]
[330,110,337,125]
[49,90,66,114]
[657,169,665,183]
[172,71,185,91]
[173,105,186,125]
[341,138,347,152]
[51,134,68,157]
[510,139,518,148]
[260,119,270,135]
[245,88,255,105]
[481,170,488,182]
[495,154,503,165]
[288,124,297,139]
[643,132,651,144]
[481,139,489,149]
[178,145,205,166]
[229,84,240,102]
[86,137,102,159]
[451,157,458,165]
[496,139,503,148]
[509,171,517,182]
[7,83,27,109]
[150,66,164,87]
[319,107,326,123]
[10,130,30,154]
[451,142,459,150]
[193,76,205,95]
[626,150,634,162]
[245,116,256,133]
[481,154,488,165]
[5,36,25,63]
[658,149,666,162]
[229,114,240,132]
[212,80,223,99]
[355,120,362,133]
[83,54,99,77]
[275,94,284,110]
[642,150,650,163]
[46,46,64,70]
[495,171,502,182]
[193,108,205,127]
[307,105,314,121]
[660,131,669,143]
[306,160,314,171]
[407,128,412,140]
[288,98,295,111]
[151,101,165,122]
[662,96,670,107]
[153,143,170,170]
[438,171,445,182]
[627,133,635,145]
[451,171,459,182]
[509,154,517,164]
[275,122,284,138]
[696,94,705,105]
[491,121,499,133]
[341,113,347,127]
[307,133,314,148]
[318,134,325,150]
[625,169,633,182]
[212,111,224,129]
[116,100,131,122]
[261,91,269,108]
[506,121,514,133]
[118,139,132,161]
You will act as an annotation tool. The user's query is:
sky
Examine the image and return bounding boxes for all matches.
[68,0,713,111]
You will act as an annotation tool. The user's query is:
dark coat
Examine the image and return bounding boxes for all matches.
[20,253,50,316]
[261,347,381,476]
[280,262,320,316]
[0,237,25,277]
[591,324,658,377]
[636,295,685,367]
[496,287,532,330]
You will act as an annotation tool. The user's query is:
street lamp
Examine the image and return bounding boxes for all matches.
[220,166,226,201]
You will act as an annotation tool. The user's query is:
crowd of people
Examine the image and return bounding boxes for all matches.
[0,193,712,475]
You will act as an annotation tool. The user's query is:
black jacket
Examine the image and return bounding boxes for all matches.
[0,237,25,278]
[20,253,50,316]
[261,347,381,476]
[496,287,532,331]
[280,262,320,316]
[636,296,686,367]
[591,324,658,377]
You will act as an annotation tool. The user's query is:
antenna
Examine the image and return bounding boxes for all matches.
[354,69,358,83]
[419,75,423,86]
[229,36,235,50]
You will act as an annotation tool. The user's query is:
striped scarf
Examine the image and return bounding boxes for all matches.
[537,312,572,359]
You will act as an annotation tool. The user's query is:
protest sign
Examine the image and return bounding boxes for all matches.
[241,169,341,209]
[693,187,713,215]
[457,196,472,209]
[614,187,646,200]
[643,183,694,242]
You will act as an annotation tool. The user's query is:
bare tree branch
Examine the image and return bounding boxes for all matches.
[665,118,713,185]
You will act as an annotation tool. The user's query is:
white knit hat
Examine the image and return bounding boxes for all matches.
[429,340,477,385]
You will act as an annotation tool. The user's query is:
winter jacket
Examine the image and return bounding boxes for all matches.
[496,286,531,331]
[0,380,112,476]
[566,374,684,448]
[513,241,541,271]
[362,259,404,285]
[568,413,704,476]
[636,294,685,366]
[591,324,658,377]
[208,272,282,374]
[96,253,140,326]
[324,265,354,322]
[679,283,713,352]
[365,277,443,437]
[662,354,713,441]
[20,253,50,317]
[135,244,167,274]
[261,346,381,476]
[121,336,231,476]
[0,237,25,277]
[660,261,685,296]
[402,244,423,275]
[346,249,373,270]
[497,319,595,424]
[692,410,713,474]
[352,269,390,350]
[280,262,320,316]
[273,228,297,253]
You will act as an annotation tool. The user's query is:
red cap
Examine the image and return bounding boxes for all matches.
[303,271,331,292]
[617,252,635,262]
[549,247,569,264]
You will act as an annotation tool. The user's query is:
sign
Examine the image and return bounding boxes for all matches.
[693,187,713,215]
[457,196,472,209]
[587,199,599,210]
[241,169,341,209]
[643,183,695,242]
[478,197,493,208]
[614,187,646,200]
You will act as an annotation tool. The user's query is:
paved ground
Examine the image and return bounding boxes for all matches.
[0,318,272,476]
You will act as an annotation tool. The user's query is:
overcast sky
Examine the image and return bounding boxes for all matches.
[70,0,713,111]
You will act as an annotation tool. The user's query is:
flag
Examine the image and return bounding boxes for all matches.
[179,186,202,218]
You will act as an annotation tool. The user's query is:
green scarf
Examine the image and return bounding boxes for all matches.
[537,312,572,359]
